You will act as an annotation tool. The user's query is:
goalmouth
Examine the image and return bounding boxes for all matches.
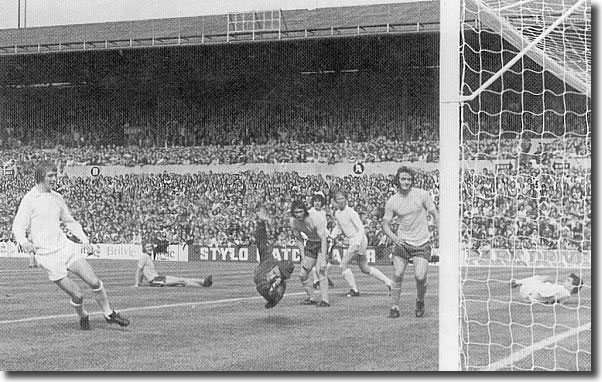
[439,0,591,371]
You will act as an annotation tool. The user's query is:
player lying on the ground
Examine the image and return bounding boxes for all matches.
[133,242,213,287]
[253,207,295,309]
[511,273,583,304]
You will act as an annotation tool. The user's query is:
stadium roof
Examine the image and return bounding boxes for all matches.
[0,1,440,55]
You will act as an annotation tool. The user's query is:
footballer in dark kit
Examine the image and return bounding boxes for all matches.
[252,208,295,309]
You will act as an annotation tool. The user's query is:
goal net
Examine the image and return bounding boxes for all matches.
[439,0,591,371]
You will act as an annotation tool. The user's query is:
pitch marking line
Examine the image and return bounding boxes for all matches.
[484,321,592,371]
[0,293,304,325]
[0,290,410,325]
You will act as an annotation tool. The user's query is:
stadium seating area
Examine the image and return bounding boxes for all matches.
[0,136,590,177]
[0,160,590,253]
[0,137,439,169]
[0,106,590,253]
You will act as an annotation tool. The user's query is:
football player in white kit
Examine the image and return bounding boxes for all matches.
[12,161,130,330]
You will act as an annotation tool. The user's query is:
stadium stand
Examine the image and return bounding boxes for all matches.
[0,160,590,256]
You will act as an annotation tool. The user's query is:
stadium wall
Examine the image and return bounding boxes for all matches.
[1,240,587,268]
[0,240,431,265]
[463,248,591,268]
[65,161,427,177]
[63,157,589,178]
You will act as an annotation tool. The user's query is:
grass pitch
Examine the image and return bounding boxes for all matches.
[0,258,438,371]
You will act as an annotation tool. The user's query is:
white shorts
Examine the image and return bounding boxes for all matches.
[342,235,368,265]
[35,242,84,281]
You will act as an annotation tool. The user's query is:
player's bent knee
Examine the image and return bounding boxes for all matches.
[91,279,104,291]
[299,270,310,282]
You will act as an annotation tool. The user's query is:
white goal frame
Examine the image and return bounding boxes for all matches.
[438,0,462,371]
[438,0,590,371]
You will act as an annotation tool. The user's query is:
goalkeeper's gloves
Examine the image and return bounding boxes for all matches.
[269,277,282,293]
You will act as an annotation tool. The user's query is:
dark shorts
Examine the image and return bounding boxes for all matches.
[149,275,167,287]
[304,240,321,259]
[392,242,432,262]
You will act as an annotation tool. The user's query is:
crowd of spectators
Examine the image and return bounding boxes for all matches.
[0,164,591,255]
[462,165,590,252]
[0,135,591,176]
[0,136,439,169]
[0,110,590,255]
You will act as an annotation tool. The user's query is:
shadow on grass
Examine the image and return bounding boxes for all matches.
[250,315,297,327]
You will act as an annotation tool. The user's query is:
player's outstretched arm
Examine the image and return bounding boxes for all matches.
[12,197,34,252]
[133,257,146,287]
[133,268,142,287]
[58,196,90,245]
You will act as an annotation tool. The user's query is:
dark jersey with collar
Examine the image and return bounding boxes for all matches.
[254,260,280,300]
[252,220,293,299]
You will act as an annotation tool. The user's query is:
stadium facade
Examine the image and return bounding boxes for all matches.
[0,2,440,55]
[0,2,446,148]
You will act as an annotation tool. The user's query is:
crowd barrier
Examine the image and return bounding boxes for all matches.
[188,245,385,264]
[0,242,433,265]
[0,242,187,262]
[2,241,587,269]
[462,248,591,268]
[62,156,590,179]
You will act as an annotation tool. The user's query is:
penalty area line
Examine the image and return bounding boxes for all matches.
[0,292,307,325]
[484,321,591,371]
[0,289,422,326]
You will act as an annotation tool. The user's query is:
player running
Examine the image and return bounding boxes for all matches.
[330,191,392,297]
[290,200,330,307]
[510,273,583,304]
[253,207,295,309]
[12,161,130,330]
[383,166,439,318]
[133,242,213,287]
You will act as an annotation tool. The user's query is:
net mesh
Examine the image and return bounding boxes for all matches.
[458,0,591,371]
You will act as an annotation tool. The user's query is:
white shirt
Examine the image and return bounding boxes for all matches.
[331,205,365,243]
[308,207,326,221]
[137,252,159,282]
[12,186,88,256]
[290,208,327,242]
[518,275,572,304]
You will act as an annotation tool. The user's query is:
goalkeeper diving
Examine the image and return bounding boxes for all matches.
[253,206,295,309]
[511,273,583,304]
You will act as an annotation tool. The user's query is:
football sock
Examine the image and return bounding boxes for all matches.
[368,266,392,287]
[318,274,329,303]
[391,284,402,306]
[311,268,319,284]
[342,268,358,292]
[69,299,88,318]
[91,280,113,317]
[416,278,427,301]
[302,278,314,298]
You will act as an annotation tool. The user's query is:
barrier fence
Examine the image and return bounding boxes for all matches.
[0,240,588,268]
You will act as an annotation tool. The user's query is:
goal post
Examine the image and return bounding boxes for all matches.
[438,0,462,372]
[439,0,591,372]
